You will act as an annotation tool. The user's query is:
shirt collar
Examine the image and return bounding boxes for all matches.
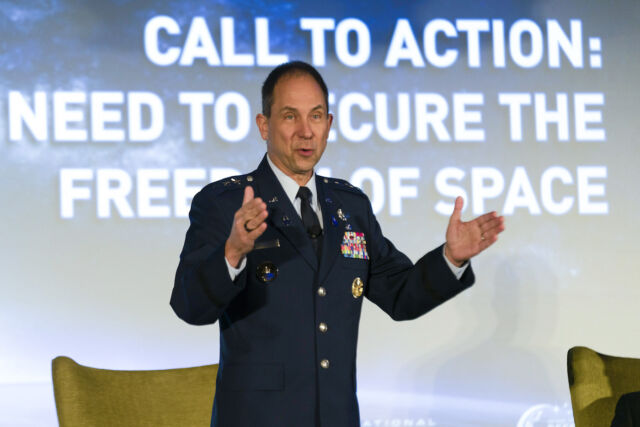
[266,153,318,208]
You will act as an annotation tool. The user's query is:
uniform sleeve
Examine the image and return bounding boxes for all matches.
[170,189,248,325]
[364,202,474,321]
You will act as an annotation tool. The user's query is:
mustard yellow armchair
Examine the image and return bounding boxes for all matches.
[52,356,218,427]
[567,346,640,427]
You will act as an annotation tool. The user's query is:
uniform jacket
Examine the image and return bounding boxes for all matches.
[171,155,475,427]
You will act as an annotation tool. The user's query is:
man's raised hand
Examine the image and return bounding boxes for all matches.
[444,196,505,267]
[224,186,268,268]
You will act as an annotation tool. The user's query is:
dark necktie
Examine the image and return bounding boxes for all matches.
[297,186,322,256]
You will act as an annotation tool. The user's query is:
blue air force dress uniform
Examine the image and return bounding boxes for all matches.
[171,155,475,427]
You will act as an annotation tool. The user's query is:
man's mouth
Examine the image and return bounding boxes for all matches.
[297,148,314,157]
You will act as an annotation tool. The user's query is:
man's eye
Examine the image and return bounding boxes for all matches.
[312,113,322,119]
[284,114,294,120]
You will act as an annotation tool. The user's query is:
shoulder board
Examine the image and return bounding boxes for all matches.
[319,176,367,198]
[201,174,256,197]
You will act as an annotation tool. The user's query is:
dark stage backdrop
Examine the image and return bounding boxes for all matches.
[1,1,639,425]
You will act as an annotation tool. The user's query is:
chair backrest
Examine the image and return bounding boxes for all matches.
[567,346,640,427]
[52,356,218,427]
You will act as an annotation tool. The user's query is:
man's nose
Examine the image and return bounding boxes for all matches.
[297,119,313,138]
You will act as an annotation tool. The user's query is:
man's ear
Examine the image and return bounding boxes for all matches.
[327,113,333,128]
[256,114,269,141]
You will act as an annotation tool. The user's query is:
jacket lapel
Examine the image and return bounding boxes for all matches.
[316,176,342,284]
[251,156,318,272]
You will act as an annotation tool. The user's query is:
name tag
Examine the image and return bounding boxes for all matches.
[254,239,280,251]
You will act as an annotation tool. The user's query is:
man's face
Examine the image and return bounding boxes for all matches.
[256,73,333,185]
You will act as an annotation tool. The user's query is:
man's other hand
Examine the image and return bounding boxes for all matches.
[225,186,268,268]
[444,196,505,267]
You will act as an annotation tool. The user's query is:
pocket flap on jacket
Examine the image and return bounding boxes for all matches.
[218,363,284,391]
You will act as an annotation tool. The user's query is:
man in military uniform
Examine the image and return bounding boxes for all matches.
[171,61,505,427]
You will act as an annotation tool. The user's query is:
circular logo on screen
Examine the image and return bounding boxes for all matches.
[517,403,574,427]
